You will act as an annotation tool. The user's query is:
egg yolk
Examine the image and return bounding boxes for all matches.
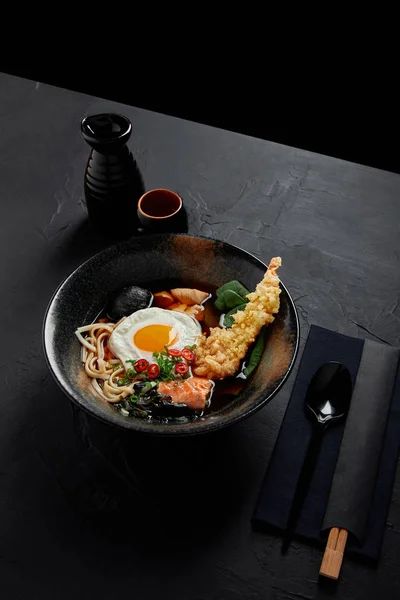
[133,325,178,353]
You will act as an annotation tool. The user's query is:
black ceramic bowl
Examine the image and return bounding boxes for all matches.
[43,234,299,436]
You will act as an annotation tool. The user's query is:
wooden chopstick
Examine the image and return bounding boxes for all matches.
[319,527,348,580]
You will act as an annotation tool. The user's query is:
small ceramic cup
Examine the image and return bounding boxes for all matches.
[137,188,186,232]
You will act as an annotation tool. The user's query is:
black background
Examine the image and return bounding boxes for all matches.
[2,50,398,174]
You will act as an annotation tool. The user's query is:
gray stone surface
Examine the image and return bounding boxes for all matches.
[1,72,400,599]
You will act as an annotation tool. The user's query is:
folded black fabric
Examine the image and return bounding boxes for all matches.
[323,339,399,542]
[252,325,400,560]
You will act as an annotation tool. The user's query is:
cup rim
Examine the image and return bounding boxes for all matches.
[138,188,182,220]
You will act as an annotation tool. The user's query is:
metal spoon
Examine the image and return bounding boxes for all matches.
[282,361,353,553]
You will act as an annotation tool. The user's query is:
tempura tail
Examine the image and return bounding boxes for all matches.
[240,256,281,323]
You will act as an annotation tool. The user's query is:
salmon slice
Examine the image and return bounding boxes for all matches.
[158,377,213,410]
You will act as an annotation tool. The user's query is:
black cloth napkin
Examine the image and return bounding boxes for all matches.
[252,325,400,560]
[323,338,399,542]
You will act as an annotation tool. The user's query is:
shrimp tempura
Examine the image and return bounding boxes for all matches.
[193,257,282,380]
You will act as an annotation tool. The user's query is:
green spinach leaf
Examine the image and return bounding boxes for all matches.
[215,290,247,311]
[244,327,267,378]
[223,303,247,327]
[216,280,250,299]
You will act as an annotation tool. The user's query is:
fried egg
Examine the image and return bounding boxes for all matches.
[108,307,201,367]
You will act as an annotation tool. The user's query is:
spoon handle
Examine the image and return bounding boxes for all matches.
[282,426,325,553]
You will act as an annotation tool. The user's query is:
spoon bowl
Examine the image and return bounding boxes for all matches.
[306,362,353,426]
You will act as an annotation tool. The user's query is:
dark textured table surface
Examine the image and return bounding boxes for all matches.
[1,72,400,600]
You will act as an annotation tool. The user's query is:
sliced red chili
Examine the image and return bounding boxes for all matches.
[134,358,149,373]
[167,349,182,357]
[147,363,160,379]
[181,348,195,362]
[175,362,189,375]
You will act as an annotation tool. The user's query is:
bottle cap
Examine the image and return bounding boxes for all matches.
[81,113,132,150]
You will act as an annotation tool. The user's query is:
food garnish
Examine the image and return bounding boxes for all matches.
[133,358,149,372]
[181,348,195,362]
[147,363,161,379]
[175,362,189,375]
[167,349,182,357]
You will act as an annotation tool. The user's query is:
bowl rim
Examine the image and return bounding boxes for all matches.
[42,233,300,436]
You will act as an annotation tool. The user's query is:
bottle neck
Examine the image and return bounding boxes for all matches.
[90,144,130,157]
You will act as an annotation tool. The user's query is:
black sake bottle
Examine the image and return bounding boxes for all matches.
[81,113,144,237]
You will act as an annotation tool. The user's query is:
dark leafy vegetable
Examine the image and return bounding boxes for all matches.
[115,382,194,419]
[150,398,193,417]
[215,290,247,311]
[133,381,154,394]
[136,393,158,408]
[214,280,250,311]
[216,280,250,299]
[119,399,148,418]
[129,407,149,418]
[244,327,267,379]
[223,303,247,327]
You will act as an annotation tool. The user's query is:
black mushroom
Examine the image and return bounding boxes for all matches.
[106,285,153,321]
